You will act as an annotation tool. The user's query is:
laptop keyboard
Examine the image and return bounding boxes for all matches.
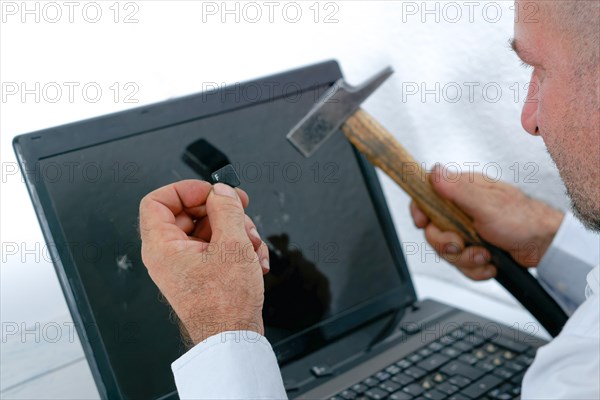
[329,324,536,400]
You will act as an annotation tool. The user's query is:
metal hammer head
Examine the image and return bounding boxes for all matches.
[286,66,394,157]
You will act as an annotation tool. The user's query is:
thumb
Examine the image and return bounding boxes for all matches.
[206,183,248,243]
[429,164,493,219]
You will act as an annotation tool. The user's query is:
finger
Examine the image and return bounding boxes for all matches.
[175,213,196,234]
[429,164,495,219]
[455,254,497,281]
[256,241,270,275]
[236,188,250,208]
[424,223,466,255]
[139,180,213,245]
[174,185,246,227]
[244,215,262,252]
[435,241,496,281]
[174,205,208,235]
[410,200,430,228]
[206,183,249,243]
[191,217,212,242]
[243,215,270,274]
[190,211,261,245]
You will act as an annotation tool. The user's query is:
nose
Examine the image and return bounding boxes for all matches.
[521,72,539,136]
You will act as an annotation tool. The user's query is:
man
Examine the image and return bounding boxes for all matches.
[139,1,599,398]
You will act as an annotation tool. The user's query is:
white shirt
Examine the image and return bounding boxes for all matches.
[172,213,600,399]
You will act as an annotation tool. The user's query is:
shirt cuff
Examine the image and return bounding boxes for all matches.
[172,331,287,400]
[537,212,600,314]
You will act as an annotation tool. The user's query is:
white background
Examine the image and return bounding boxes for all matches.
[1,0,568,396]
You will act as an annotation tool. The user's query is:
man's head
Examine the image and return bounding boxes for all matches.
[512,0,599,230]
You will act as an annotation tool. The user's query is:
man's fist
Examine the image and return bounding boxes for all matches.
[139,180,270,345]
[410,165,564,280]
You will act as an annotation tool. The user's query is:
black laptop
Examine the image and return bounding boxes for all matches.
[13,60,546,400]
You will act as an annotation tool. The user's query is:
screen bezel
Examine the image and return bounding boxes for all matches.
[13,60,418,399]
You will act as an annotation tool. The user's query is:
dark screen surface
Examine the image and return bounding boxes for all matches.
[20,69,412,399]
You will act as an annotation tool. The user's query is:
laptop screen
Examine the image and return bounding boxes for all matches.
[16,63,414,399]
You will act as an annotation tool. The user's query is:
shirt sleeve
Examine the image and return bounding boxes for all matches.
[171,330,287,400]
[536,212,600,314]
[521,266,600,399]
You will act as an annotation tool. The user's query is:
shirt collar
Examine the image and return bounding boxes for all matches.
[585,265,599,298]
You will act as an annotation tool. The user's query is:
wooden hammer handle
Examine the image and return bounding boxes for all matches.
[341,108,481,246]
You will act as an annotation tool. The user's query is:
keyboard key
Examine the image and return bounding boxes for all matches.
[363,377,380,387]
[501,350,515,360]
[404,366,427,380]
[433,373,446,383]
[390,392,412,400]
[452,341,473,352]
[428,342,444,352]
[440,361,486,381]
[484,343,498,354]
[505,361,525,372]
[491,336,528,353]
[386,365,401,375]
[391,373,414,386]
[511,371,526,384]
[340,389,357,399]
[365,388,388,399]
[492,367,515,380]
[380,380,401,393]
[352,384,368,394]
[475,361,495,372]
[424,390,446,400]
[462,374,502,399]
[402,383,425,396]
[441,348,461,358]
[447,395,470,400]
[516,354,535,365]
[490,356,504,366]
[396,359,412,369]
[375,372,391,381]
[464,335,485,347]
[473,349,487,360]
[408,353,423,363]
[436,382,458,395]
[449,328,466,339]
[421,378,435,391]
[418,354,450,372]
[439,336,456,345]
[489,383,515,400]
[488,390,508,400]
[419,348,433,357]
[458,354,478,365]
[448,376,471,388]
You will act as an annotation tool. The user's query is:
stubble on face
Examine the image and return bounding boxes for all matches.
[515,0,600,230]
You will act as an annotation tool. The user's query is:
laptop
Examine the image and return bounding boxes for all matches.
[13,60,546,400]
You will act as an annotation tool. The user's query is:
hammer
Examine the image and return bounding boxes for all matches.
[286,67,567,337]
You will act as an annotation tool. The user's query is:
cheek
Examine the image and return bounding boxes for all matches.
[536,78,565,143]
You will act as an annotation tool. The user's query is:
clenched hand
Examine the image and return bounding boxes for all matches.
[410,165,564,280]
[139,180,269,344]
